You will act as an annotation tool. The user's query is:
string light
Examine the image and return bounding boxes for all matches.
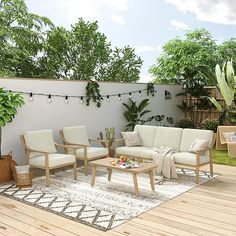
[106,95,110,102]
[64,95,69,104]
[28,92,33,102]
[80,96,84,104]
[118,94,122,101]
[47,94,52,103]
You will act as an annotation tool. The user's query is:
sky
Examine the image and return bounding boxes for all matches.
[25,0,236,83]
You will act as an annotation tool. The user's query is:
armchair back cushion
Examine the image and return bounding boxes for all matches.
[62,125,90,146]
[154,127,183,151]
[134,125,156,147]
[180,129,213,152]
[24,129,57,155]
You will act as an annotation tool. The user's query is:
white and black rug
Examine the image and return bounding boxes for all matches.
[0,168,217,231]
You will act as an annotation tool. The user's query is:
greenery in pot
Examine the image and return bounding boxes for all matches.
[200,119,218,133]
[0,88,24,158]
[176,118,195,129]
[97,127,115,149]
[123,98,153,131]
[85,80,103,107]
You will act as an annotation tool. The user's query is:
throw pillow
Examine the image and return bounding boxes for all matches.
[15,165,30,174]
[223,132,235,142]
[189,139,209,153]
[121,131,142,147]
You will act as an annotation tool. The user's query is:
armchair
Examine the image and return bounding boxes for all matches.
[59,125,109,175]
[20,129,77,186]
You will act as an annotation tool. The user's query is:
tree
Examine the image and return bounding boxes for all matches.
[0,0,54,77]
[101,46,143,82]
[217,38,236,64]
[149,28,218,86]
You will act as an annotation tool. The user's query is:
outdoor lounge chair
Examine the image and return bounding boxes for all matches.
[20,129,77,186]
[216,126,236,157]
[59,125,109,175]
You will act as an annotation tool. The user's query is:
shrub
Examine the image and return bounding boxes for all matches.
[200,119,218,133]
[176,118,195,128]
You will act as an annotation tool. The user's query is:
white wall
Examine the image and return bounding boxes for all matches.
[0,78,182,164]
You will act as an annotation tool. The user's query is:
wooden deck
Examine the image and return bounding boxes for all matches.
[0,164,236,236]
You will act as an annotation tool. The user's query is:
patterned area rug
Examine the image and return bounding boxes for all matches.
[0,167,217,231]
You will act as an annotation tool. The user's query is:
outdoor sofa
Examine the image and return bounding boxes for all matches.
[115,125,214,183]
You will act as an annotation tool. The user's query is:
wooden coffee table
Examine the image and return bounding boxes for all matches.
[89,158,156,196]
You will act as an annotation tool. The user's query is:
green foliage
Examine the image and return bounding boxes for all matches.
[166,116,174,126]
[85,80,103,107]
[0,87,24,157]
[154,114,165,126]
[200,119,218,133]
[212,148,236,166]
[123,99,152,131]
[98,127,115,148]
[147,82,155,96]
[200,60,236,124]
[176,118,195,129]
[150,29,217,86]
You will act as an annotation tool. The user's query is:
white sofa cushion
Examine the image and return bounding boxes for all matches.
[134,125,156,147]
[63,125,90,146]
[73,147,108,159]
[154,127,183,151]
[139,148,156,159]
[24,129,57,154]
[29,154,75,168]
[173,152,209,165]
[180,129,213,152]
[116,146,150,157]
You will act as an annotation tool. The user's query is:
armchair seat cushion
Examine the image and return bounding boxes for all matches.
[173,152,209,165]
[116,146,151,157]
[74,147,108,159]
[29,154,75,168]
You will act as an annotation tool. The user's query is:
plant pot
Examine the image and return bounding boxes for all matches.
[0,151,17,184]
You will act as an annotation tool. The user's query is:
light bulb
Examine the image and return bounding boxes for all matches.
[106,95,110,102]
[47,94,52,103]
[64,95,69,104]
[139,90,142,96]
[80,96,84,104]
[28,92,33,102]
[118,94,121,101]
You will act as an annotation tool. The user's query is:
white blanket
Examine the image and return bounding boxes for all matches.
[152,146,177,179]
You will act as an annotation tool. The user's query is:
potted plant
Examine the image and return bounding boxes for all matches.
[200,119,218,146]
[98,127,115,156]
[176,118,195,128]
[0,88,24,183]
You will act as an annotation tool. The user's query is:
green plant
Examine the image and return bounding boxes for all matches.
[200,119,218,133]
[85,80,103,107]
[98,127,115,148]
[0,88,24,158]
[154,114,165,126]
[123,98,153,131]
[200,60,236,124]
[147,82,155,96]
[166,116,174,126]
[176,118,195,129]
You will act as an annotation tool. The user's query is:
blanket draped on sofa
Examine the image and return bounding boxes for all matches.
[152,146,177,179]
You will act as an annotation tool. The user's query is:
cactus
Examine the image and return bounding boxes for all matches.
[98,127,115,148]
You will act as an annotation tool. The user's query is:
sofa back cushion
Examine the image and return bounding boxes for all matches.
[134,125,156,147]
[154,127,183,151]
[180,129,213,152]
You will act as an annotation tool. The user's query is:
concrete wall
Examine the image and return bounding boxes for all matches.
[0,78,182,164]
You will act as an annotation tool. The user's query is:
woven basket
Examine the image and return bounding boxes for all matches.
[15,172,32,188]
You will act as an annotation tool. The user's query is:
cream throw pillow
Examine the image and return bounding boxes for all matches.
[223,132,235,142]
[121,131,142,147]
[189,139,209,153]
[15,165,30,174]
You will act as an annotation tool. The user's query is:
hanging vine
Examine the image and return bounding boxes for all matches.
[147,82,155,96]
[85,80,103,107]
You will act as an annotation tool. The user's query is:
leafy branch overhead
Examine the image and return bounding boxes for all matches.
[147,82,155,96]
[85,80,103,107]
